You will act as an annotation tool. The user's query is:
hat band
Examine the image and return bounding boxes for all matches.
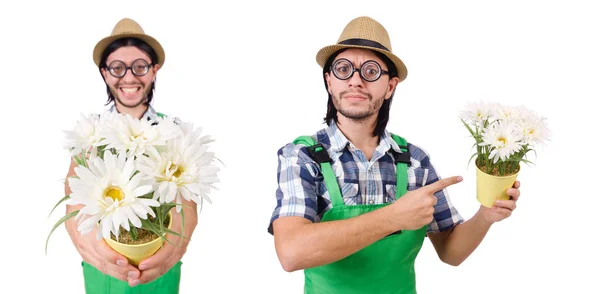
[338,38,390,52]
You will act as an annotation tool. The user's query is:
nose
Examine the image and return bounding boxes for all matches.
[121,67,137,82]
[347,69,364,88]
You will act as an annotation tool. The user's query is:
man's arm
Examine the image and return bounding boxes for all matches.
[274,207,400,272]
[64,159,140,281]
[428,181,521,266]
[273,176,463,272]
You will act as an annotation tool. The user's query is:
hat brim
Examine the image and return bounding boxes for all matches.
[316,44,407,82]
[93,33,165,68]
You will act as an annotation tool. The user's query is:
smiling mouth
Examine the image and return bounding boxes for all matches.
[119,87,141,94]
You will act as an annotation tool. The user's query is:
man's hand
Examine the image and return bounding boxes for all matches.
[130,202,198,287]
[427,181,521,265]
[66,209,140,282]
[391,176,463,230]
[129,235,186,286]
[479,181,521,223]
[65,160,140,282]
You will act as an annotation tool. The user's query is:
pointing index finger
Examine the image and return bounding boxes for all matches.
[424,176,463,194]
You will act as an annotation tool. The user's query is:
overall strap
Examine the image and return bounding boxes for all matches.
[391,134,411,199]
[293,136,344,207]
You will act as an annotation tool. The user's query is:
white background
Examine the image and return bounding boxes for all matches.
[1,0,598,293]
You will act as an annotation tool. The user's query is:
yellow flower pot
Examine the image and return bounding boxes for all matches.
[104,212,172,266]
[476,165,518,208]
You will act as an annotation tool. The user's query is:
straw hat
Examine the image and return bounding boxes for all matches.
[316,16,407,82]
[93,18,165,67]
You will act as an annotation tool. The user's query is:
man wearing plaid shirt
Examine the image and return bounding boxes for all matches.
[268,16,521,294]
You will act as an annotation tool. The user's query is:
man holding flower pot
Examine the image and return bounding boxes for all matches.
[268,16,521,294]
[64,18,196,293]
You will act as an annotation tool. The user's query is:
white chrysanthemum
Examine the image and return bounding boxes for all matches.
[137,123,219,212]
[514,106,552,146]
[480,121,524,163]
[460,101,495,126]
[101,113,181,158]
[155,116,184,139]
[69,151,160,239]
[63,113,104,157]
[491,104,520,124]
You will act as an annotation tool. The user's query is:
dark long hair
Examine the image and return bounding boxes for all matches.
[98,38,159,106]
[322,49,398,137]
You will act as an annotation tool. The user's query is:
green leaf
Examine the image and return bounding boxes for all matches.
[460,119,478,138]
[139,219,175,247]
[519,158,535,166]
[197,198,204,214]
[139,215,190,247]
[179,208,185,247]
[73,156,86,167]
[467,152,478,168]
[139,219,163,237]
[161,204,176,219]
[470,142,479,150]
[529,149,538,158]
[48,195,71,217]
[45,210,79,255]
[130,225,138,241]
[162,227,190,241]
[74,151,89,168]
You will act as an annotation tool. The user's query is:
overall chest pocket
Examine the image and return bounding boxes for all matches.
[384,184,397,203]
[384,166,430,202]
[319,181,360,203]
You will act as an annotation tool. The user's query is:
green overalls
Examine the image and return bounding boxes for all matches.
[295,134,427,294]
[82,261,181,294]
[82,111,182,293]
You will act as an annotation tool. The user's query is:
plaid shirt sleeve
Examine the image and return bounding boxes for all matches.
[268,143,320,234]
[410,146,464,233]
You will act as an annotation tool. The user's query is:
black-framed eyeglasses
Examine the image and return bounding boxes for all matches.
[105,58,153,78]
[330,58,389,82]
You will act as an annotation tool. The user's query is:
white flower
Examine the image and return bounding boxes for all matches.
[155,116,184,140]
[491,104,520,124]
[460,101,495,126]
[137,123,219,212]
[480,121,524,163]
[514,106,552,146]
[101,113,181,158]
[63,113,103,157]
[68,151,160,239]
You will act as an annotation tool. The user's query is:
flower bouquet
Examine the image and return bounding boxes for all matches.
[46,111,219,265]
[460,102,550,207]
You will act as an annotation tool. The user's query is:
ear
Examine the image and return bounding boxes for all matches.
[150,64,160,82]
[100,67,109,81]
[385,77,400,100]
[325,72,333,95]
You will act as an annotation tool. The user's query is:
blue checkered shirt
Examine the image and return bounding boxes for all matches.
[268,123,463,234]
